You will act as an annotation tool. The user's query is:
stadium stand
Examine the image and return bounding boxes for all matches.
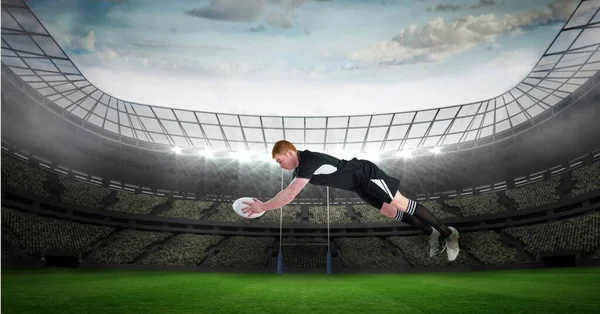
[458,231,530,265]
[503,212,600,256]
[309,205,352,224]
[254,205,302,224]
[157,200,213,219]
[352,204,395,223]
[335,237,402,268]
[139,234,223,266]
[421,200,457,219]
[387,235,472,267]
[106,191,168,215]
[571,162,600,197]
[1,207,113,255]
[505,176,561,210]
[90,230,172,264]
[444,193,506,217]
[279,238,328,268]
[1,228,30,261]
[1,156,49,197]
[59,176,110,209]
[208,236,274,268]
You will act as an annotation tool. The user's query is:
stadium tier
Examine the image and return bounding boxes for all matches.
[2,153,600,224]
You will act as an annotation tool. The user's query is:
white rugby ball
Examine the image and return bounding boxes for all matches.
[232,197,265,219]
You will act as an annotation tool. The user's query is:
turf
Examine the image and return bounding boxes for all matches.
[2,267,600,313]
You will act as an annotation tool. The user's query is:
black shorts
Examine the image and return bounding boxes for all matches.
[355,160,400,209]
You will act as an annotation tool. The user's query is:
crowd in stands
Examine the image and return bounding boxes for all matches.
[353,204,396,223]
[106,191,167,215]
[1,156,49,197]
[1,207,113,255]
[335,237,402,268]
[1,228,30,261]
[308,205,352,224]
[444,193,506,217]
[505,177,561,210]
[89,229,172,264]
[457,231,529,265]
[59,176,110,209]
[3,153,599,223]
[139,234,222,266]
[2,152,600,270]
[503,212,600,256]
[254,205,302,224]
[571,162,600,197]
[207,236,274,268]
[279,238,328,268]
[157,200,213,220]
[387,235,471,267]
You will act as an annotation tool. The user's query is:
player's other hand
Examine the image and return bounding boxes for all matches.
[241,198,265,216]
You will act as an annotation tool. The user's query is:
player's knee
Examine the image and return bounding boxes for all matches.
[379,203,399,218]
[390,191,409,212]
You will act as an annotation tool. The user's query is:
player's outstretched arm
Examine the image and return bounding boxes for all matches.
[261,177,310,211]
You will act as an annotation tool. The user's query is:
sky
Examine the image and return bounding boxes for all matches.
[24,0,597,116]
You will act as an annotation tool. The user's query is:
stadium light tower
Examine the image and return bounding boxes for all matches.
[171,146,182,154]
[432,146,442,154]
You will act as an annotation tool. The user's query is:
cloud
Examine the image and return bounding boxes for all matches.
[350,0,580,65]
[250,25,266,32]
[470,0,501,9]
[426,3,461,12]
[426,0,502,12]
[186,0,267,22]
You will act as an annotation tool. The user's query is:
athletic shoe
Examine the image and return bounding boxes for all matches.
[428,228,441,257]
[445,227,460,261]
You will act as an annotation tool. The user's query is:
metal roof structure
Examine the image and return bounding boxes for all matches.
[2,0,600,159]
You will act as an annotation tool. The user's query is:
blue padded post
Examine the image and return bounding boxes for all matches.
[326,252,332,275]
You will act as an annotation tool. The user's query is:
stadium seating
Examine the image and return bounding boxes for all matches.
[444,193,506,217]
[387,235,471,267]
[505,177,561,210]
[254,205,302,224]
[503,212,600,256]
[309,205,352,224]
[571,162,600,197]
[59,176,111,209]
[139,234,223,266]
[279,238,328,268]
[1,207,113,255]
[1,156,49,197]
[89,229,172,264]
[208,236,274,268]
[421,200,458,219]
[458,231,530,265]
[352,204,396,223]
[157,200,213,219]
[106,191,168,215]
[1,228,30,260]
[335,237,402,268]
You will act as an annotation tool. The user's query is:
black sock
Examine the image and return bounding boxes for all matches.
[406,199,452,237]
[394,209,433,236]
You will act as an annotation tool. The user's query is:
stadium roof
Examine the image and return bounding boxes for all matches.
[1,0,600,158]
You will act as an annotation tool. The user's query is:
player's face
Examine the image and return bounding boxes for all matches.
[274,152,294,170]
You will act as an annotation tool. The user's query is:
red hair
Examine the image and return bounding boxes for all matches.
[271,140,297,159]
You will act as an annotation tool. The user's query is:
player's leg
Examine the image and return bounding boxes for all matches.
[359,159,459,260]
[388,190,459,261]
[357,192,433,236]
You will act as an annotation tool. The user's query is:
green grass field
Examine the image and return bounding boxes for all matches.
[2,267,600,313]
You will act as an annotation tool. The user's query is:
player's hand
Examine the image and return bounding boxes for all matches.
[241,198,265,216]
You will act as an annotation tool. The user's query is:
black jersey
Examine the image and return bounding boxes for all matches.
[292,150,363,191]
